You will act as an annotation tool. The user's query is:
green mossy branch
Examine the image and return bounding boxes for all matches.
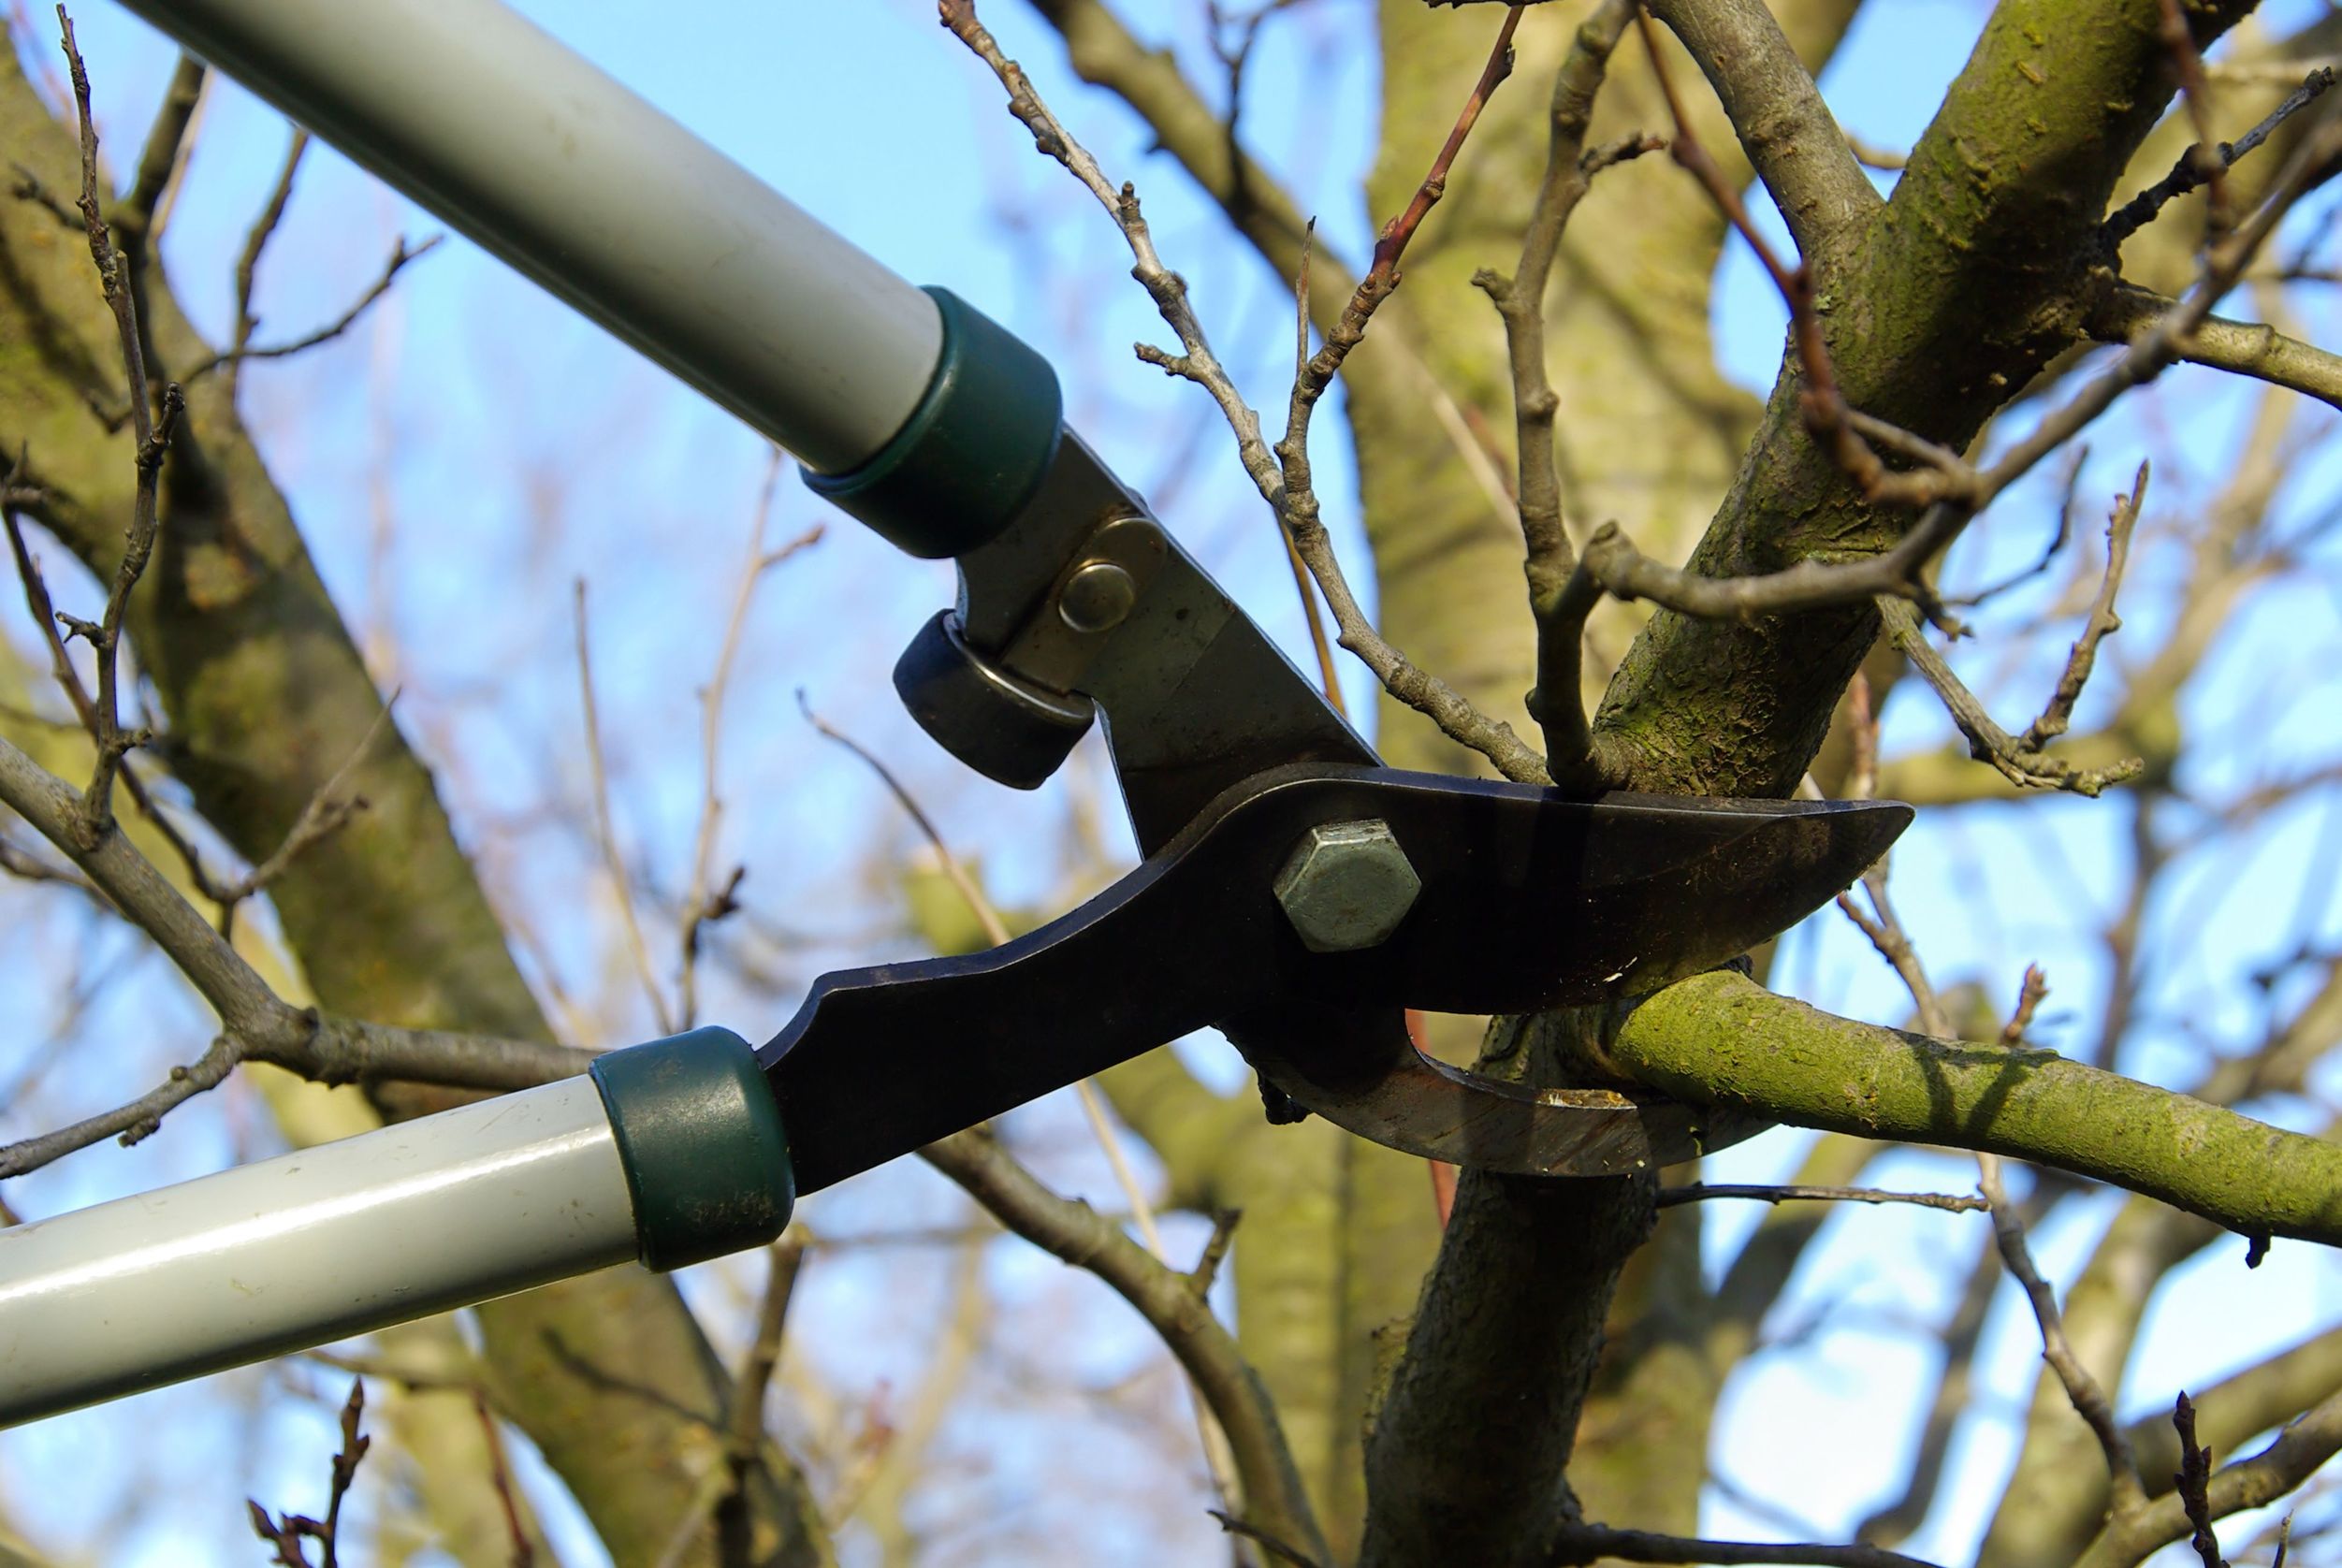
[1610,972,2342,1246]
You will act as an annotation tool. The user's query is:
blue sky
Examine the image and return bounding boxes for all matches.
[3,0,2338,1563]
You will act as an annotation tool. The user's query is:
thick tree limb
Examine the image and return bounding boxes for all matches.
[1604,971,2342,1247]
[1645,0,1878,269]
[1359,1159,1657,1568]
[1592,0,2265,797]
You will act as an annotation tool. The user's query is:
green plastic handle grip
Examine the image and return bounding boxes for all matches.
[589,1028,794,1271]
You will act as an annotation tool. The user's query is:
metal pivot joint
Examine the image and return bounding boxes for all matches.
[893,502,1178,792]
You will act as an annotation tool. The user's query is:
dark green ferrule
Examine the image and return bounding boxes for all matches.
[805,286,1063,559]
[589,1028,793,1272]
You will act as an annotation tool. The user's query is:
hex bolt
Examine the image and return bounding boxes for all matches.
[1273,819,1422,953]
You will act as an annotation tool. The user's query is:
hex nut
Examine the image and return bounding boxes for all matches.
[1273,819,1421,952]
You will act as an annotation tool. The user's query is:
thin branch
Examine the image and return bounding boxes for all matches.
[2154,0,2232,238]
[189,233,442,389]
[115,51,204,243]
[655,1234,806,1568]
[1209,1509,1325,1568]
[574,578,676,1037]
[1584,100,2342,636]
[1280,219,1346,719]
[55,7,181,842]
[1633,8,1959,518]
[2175,1393,2232,1568]
[2076,1387,2342,1568]
[1656,1183,1987,1214]
[1549,1524,1944,1568]
[678,458,819,1028]
[2087,284,2342,412]
[1980,1147,2149,1514]
[941,0,1547,780]
[2103,66,2334,247]
[1879,598,2141,799]
[220,126,305,404]
[1269,5,1553,781]
[1842,856,2149,1509]
[0,733,593,1176]
[2024,464,2145,751]
[1469,0,1639,786]
[926,1125,1328,1566]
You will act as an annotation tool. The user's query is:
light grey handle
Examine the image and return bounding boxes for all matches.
[114,0,943,474]
[0,1077,637,1425]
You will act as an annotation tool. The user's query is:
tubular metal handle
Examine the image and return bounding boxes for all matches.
[114,0,939,476]
[0,1031,790,1426]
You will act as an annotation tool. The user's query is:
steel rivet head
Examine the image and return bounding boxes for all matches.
[1273,819,1422,952]
[1057,559,1138,633]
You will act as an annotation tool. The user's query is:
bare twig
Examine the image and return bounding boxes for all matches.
[0,733,593,1175]
[2087,285,2342,412]
[1948,446,2087,608]
[1981,1149,2149,1514]
[208,699,394,937]
[2154,0,2231,238]
[1281,220,1346,719]
[53,8,182,843]
[1584,89,2342,638]
[1209,1508,1327,1568]
[1549,1524,1944,1568]
[2023,464,2145,751]
[2075,1388,2342,1568]
[654,1235,805,1568]
[942,0,1549,782]
[574,577,676,1036]
[1841,864,2151,1521]
[114,51,204,245]
[1469,0,1638,785]
[928,1125,1327,1564]
[190,233,442,388]
[2103,66,2334,247]
[220,125,306,404]
[1876,467,2144,794]
[1633,8,1959,517]
[1268,6,1557,780]
[678,457,820,1027]
[246,1377,370,1568]
[1656,1183,1987,1213]
[2000,965,2050,1050]
[2175,1393,2232,1568]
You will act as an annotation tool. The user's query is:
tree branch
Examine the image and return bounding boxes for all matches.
[1603,970,2342,1247]
[0,731,591,1175]
[1644,0,1880,269]
[2074,1387,2342,1568]
[924,1126,1329,1565]
[2087,283,2342,412]
[1550,1524,1942,1568]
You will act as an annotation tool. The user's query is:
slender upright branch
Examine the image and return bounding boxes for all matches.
[1469,0,1641,784]
[574,578,676,1037]
[52,8,181,840]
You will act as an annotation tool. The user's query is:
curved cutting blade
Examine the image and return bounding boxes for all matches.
[762,765,1910,1189]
